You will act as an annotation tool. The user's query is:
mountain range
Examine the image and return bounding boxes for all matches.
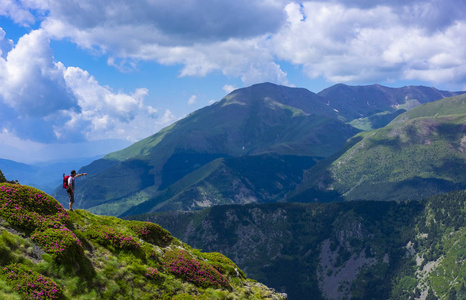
[51,82,465,217]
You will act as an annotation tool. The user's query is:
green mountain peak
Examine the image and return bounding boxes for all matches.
[292,93,466,202]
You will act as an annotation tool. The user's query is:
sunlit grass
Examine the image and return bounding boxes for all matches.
[0,183,273,299]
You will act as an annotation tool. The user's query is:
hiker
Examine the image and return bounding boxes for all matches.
[65,170,87,211]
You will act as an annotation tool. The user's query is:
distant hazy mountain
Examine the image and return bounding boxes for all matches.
[291,93,466,202]
[52,82,464,216]
[0,158,40,186]
[0,156,102,194]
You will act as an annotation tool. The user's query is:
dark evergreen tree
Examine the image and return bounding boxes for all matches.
[0,169,6,183]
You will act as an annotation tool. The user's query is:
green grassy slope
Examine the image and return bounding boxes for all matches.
[133,190,466,300]
[0,183,285,300]
[292,94,466,202]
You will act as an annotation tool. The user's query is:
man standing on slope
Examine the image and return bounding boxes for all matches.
[67,170,87,211]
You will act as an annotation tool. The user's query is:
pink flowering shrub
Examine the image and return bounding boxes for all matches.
[31,228,83,262]
[144,267,163,281]
[86,225,140,250]
[0,183,69,232]
[163,249,229,289]
[0,184,83,263]
[0,263,65,300]
[128,220,172,246]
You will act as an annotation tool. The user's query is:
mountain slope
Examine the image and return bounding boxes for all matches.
[103,82,345,161]
[117,154,319,217]
[291,93,466,202]
[317,84,464,129]
[55,82,359,215]
[0,182,285,300]
[130,190,466,300]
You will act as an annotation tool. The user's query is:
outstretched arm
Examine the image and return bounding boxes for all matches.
[75,173,87,178]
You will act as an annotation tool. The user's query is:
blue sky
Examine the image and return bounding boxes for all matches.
[0,0,465,163]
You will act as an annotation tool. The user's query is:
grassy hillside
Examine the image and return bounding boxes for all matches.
[132,191,466,300]
[0,183,285,300]
[292,94,466,202]
[116,154,319,217]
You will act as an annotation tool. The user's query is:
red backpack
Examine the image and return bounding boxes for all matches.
[63,174,70,189]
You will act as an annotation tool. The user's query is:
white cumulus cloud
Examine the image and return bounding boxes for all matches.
[0,29,77,117]
[16,0,291,86]
[222,85,237,94]
[60,66,160,141]
[271,1,466,86]
[2,0,466,88]
[0,29,174,143]
[187,95,197,106]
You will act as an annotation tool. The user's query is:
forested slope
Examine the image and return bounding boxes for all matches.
[132,190,466,300]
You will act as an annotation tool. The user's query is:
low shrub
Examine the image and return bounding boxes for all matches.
[163,249,229,289]
[0,184,69,232]
[86,225,140,250]
[145,267,163,282]
[31,227,83,262]
[0,263,65,300]
[128,220,172,246]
